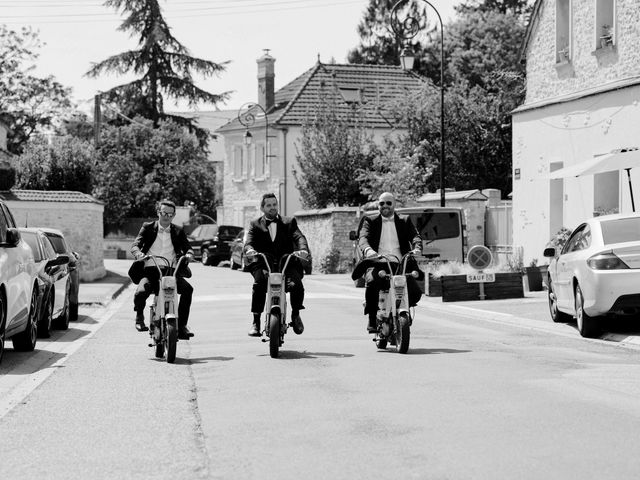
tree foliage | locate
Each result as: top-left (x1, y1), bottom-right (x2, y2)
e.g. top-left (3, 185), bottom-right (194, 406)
top-left (14, 135), bottom-right (94, 193)
top-left (0, 25), bottom-right (73, 155)
top-left (86, 0), bottom-right (230, 147)
top-left (348, 1), bottom-right (529, 198)
top-left (294, 95), bottom-right (375, 209)
top-left (93, 118), bottom-right (217, 225)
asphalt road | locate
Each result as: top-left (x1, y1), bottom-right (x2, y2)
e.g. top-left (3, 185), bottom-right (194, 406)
top-left (1, 263), bottom-right (640, 480)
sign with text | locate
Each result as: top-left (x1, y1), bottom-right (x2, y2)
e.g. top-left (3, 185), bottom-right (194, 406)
top-left (467, 273), bottom-right (495, 283)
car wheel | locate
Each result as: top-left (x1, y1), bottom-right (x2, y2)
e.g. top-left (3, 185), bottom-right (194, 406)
top-left (38, 294), bottom-right (54, 338)
top-left (575, 284), bottom-right (600, 338)
top-left (0, 292), bottom-right (6, 364)
top-left (548, 278), bottom-right (570, 323)
top-left (54, 283), bottom-right (71, 330)
top-left (202, 250), bottom-right (211, 266)
top-left (13, 289), bottom-right (38, 352)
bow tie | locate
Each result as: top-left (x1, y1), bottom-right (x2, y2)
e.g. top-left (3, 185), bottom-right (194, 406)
top-left (265, 218), bottom-right (277, 226)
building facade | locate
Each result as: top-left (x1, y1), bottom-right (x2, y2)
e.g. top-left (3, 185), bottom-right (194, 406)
top-left (513, 0), bottom-right (640, 263)
top-left (216, 52), bottom-right (427, 228)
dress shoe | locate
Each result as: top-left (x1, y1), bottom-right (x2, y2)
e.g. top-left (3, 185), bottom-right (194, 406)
top-left (135, 313), bottom-right (148, 332)
top-left (178, 326), bottom-right (193, 340)
top-left (291, 311), bottom-right (304, 335)
top-left (248, 315), bottom-right (261, 337)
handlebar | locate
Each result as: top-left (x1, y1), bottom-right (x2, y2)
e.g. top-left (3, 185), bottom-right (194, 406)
top-left (252, 251), bottom-right (307, 275)
top-left (143, 254), bottom-right (189, 278)
top-left (374, 252), bottom-right (420, 278)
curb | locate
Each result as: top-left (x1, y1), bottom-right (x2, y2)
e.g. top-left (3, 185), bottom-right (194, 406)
top-left (78, 279), bottom-right (133, 307)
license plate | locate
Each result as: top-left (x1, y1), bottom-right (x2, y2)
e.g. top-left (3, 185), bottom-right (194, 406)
top-left (466, 273), bottom-right (495, 283)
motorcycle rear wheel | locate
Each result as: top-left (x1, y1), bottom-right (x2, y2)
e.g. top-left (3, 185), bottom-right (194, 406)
top-left (269, 313), bottom-right (280, 358)
top-left (396, 313), bottom-right (411, 354)
top-left (166, 323), bottom-right (178, 363)
top-left (375, 337), bottom-right (388, 350)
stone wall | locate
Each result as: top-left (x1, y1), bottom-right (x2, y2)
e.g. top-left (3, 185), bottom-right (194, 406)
top-left (7, 200), bottom-right (106, 281)
top-left (294, 207), bottom-right (360, 273)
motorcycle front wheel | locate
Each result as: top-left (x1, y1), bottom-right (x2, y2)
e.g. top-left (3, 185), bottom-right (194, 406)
top-left (166, 322), bottom-right (178, 363)
top-left (395, 312), bottom-right (411, 354)
top-left (269, 313), bottom-right (280, 358)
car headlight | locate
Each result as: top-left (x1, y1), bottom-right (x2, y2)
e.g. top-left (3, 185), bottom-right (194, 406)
top-left (587, 251), bottom-right (629, 270)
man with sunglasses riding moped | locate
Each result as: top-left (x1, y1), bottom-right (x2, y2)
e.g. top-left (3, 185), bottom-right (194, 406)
top-left (357, 192), bottom-right (423, 333)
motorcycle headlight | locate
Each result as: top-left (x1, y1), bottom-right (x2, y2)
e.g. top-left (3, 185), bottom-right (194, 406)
top-left (393, 276), bottom-right (407, 288)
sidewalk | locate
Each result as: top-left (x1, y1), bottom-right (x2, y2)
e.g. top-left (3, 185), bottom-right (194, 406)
top-left (78, 259), bottom-right (132, 306)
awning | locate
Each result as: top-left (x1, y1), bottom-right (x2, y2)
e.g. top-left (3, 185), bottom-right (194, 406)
top-left (547, 148), bottom-right (640, 211)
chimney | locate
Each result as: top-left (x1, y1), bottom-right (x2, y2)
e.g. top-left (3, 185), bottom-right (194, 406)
top-left (257, 49), bottom-right (275, 110)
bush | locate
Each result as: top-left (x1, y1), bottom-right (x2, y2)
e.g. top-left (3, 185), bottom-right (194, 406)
top-left (319, 246), bottom-right (350, 274)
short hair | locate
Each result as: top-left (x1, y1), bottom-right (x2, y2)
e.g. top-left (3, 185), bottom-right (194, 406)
top-left (260, 193), bottom-right (277, 208)
top-left (158, 199), bottom-right (176, 211)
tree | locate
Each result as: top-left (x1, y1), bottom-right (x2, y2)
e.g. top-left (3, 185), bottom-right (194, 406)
top-left (14, 135), bottom-right (94, 193)
top-left (0, 25), bottom-right (73, 155)
top-left (348, 0), bottom-right (430, 71)
top-left (86, 0), bottom-right (230, 147)
top-left (93, 117), bottom-right (217, 226)
top-left (294, 95), bottom-right (375, 209)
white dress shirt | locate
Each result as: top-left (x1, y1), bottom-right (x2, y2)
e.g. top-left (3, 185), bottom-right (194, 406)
top-left (146, 223), bottom-right (176, 266)
top-left (378, 216), bottom-right (402, 261)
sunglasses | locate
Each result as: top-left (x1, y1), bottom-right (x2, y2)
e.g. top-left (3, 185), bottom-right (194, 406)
top-left (158, 211), bottom-right (175, 217)
top-left (379, 201), bottom-right (393, 206)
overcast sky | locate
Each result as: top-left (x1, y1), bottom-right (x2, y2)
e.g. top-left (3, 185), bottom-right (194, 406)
top-left (2, 0), bottom-right (460, 113)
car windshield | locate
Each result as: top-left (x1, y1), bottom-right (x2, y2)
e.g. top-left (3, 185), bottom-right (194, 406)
top-left (415, 212), bottom-right (460, 240)
top-left (218, 226), bottom-right (242, 238)
top-left (600, 217), bottom-right (640, 245)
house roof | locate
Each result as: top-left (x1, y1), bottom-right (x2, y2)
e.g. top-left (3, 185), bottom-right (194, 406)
top-left (417, 189), bottom-right (489, 202)
top-left (0, 189), bottom-right (103, 204)
top-left (217, 61), bottom-right (427, 133)
top-left (170, 110), bottom-right (237, 134)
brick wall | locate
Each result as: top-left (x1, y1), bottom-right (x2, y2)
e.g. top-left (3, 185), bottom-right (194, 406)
top-left (524, 0), bottom-right (640, 104)
top-left (294, 207), bottom-right (360, 273)
top-left (7, 201), bottom-right (106, 281)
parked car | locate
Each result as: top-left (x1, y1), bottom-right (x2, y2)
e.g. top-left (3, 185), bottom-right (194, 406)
top-left (19, 228), bottom-right (72, 337)
top-left (187, 223), bottom-right (218, 260)
top-left (229, 229), bottom-right (245, 270)
top-left (38, 228), bottom-right (80, 323)
top-left (544, 212), bottom-right (640, 338)
top-left (228, 228), bottom-right (313, 274)
top-left (0, 200), bottom-right (39, 363)
top-left (200, 225), bottom-right (243, 266)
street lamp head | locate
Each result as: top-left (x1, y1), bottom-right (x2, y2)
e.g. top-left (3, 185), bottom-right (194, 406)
top-left (400, 46), bottom-right (415, 71)
top-left (244, 129), bottom-right (253, 146)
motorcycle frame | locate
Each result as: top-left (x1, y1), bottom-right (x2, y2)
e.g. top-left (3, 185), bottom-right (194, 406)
top-left (375, 254), bottom-right (413, 338)
top-left (147, 255), bottom-right (186, 346)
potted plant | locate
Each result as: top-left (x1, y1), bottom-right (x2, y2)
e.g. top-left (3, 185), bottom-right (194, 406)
top-left (600, 24), bottom-right (613, 48)
top-left (524, 258), bottom-right (544, 292)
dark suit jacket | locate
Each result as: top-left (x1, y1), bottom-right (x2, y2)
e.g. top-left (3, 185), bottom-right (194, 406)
top-left (352, 213), bottom-right (423, 281)
top-left (128, 221), bottom-right (194, 284)
top-left (243, 215), bottom-right (309, 273)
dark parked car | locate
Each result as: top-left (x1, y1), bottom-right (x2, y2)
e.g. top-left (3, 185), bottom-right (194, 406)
top-left (19, 228), bottom-right (72, 337)
top-left (199, 225), bottom-right (243, 266)
top-left (187, 224), bottom-right (218, 260)
top-left (228, 228), bottom-right (312, 274)
top-left (38, 228), bottom-right (80, 322)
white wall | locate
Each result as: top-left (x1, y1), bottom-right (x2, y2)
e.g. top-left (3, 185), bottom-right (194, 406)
top-left (513, 83), bottom-right (640, 264)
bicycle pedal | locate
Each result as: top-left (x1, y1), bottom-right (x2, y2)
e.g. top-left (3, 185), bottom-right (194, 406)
top-left (261, 338), bottom-right (268, 343)
top-left (148, 343), bottom-right (154, 347)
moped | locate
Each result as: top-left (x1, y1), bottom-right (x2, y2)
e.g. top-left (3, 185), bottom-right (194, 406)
top-left (254, 251), bottom-right (307, 358)
top-left (145, 254), bottom-right (189, 364)
top-left (370, 252), bottom-right (420, 354)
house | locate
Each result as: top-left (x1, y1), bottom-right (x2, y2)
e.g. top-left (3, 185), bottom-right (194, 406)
top-left (215, 52), bottom-right (426, 227)
top-left (512, 0), bottom-right (640, 264)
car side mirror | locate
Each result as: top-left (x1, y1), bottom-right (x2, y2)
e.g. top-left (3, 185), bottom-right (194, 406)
top-left (47, 254), bottom-right (70, 268)
top-left (543, 247), bottom-right (556, 258)
top-left (2, 228), bottom-right (21, 247)
top-left (349, 230), bottom-right (357, 241)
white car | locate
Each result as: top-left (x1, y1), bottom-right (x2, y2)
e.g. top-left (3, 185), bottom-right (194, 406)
top-left (544, 212), bottom-right (640, 338)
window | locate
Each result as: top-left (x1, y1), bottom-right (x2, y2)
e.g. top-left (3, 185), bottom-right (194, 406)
top-left (21, 232), bottom-right (42, 262)
top-left (414, 212), bottom-right (461, 240)
top-left (255, 144), bottom-right (266, 178)
top-left (595, 0), bottom-right (615, 49)
top-left (45, 234), bottom-right (67, 254)
top-left (601, 217), bottom-right (640, 245)
top-left (338, 87), bottom-right (363, 104)
top-left (563, 224), bottom-right (590, 253)
top-left (0, 208), bottom-right (7, 243)
top-left (556, 0), bottom-right (571, 63)
top-left (41, 235), bottom-right (57, 260)
top-left (233, 145), bottom-right (244, 180)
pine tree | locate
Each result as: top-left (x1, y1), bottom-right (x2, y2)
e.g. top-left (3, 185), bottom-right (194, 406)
top-left (86, 0), bottom-right (230, 146)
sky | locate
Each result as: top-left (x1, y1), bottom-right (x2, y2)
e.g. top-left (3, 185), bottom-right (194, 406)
top-left (2, 0), bottom-right (461, 115)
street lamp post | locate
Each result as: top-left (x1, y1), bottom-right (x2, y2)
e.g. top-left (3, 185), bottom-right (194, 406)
top-left (391, 0), bottom-right (445, 207)
top-left (237, 102), bottom-right (270, 149)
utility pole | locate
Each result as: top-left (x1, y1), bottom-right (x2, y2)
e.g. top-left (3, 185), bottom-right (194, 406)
top-left (94, 93), bottom-right (102, 148)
